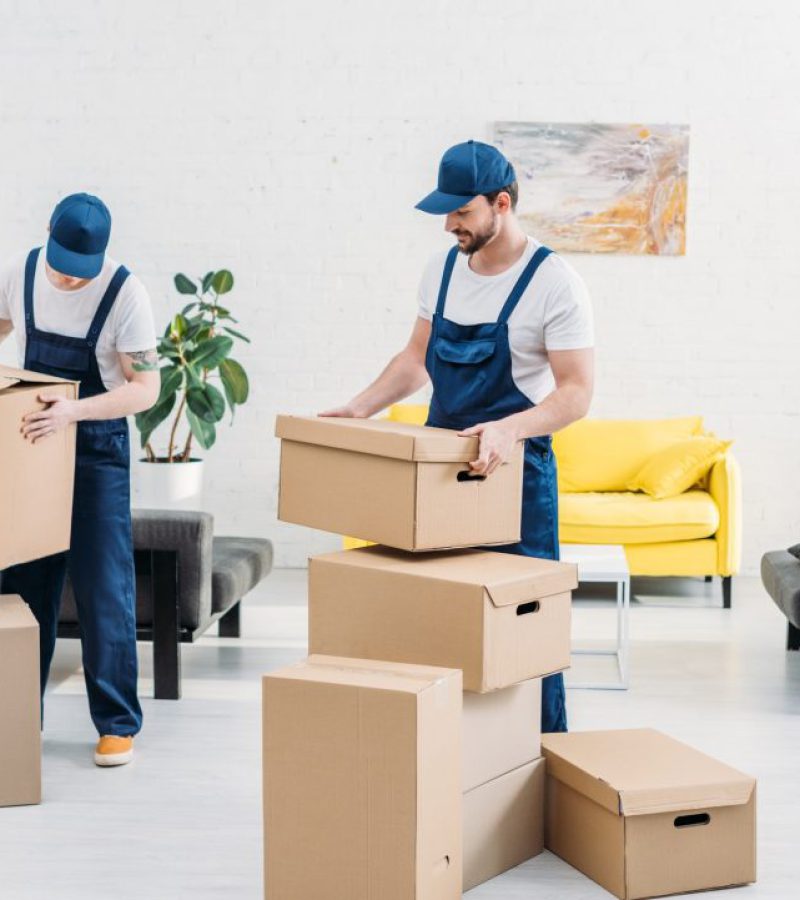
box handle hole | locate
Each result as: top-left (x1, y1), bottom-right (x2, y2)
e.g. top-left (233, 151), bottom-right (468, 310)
top-left (674, 813), bottom-right (710, 828)
top-left (457, 470), bottom-right (486, 483)
top-left (517, 600), bottom-right (541, 616)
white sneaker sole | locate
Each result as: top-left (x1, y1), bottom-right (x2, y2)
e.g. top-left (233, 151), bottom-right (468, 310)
top-left (94, 749), bottom-right (133, 767)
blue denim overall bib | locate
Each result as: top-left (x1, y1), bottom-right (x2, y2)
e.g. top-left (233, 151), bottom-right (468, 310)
top-left (425, 244), bottom-right (566, 732)
top-left (1, 247), bottom-right (142, 736)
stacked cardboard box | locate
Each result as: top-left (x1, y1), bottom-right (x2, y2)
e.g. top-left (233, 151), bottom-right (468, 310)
top-left (1, 365), bottom-right (77, 809)
top-left (273, 415), bottom-right (578, 894)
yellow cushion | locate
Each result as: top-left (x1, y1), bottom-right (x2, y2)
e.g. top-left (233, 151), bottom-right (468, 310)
top-left (559, 490), bottom-right (720, 544)
top-left (553, 417), bottom-right (704, 493)
top-left (386, 403), bottom-right (429, 425)
top-left (627, 437), bottom-right (731, 499)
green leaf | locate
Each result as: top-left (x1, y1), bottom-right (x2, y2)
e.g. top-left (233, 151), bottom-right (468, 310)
top-left (174, 273), bottom-right (197, 295)
top-left (181, 302), bottom-right (199, 315)
top-left (134, 391), bottom-right (176, 447)
top-left (223, 325), bottom-right (250, 343)
top-left (187, 335), bottom-right (233, 370)
top-left (219, 358), bottom-right (249, 407)
top-left (211, 270), bottom-right (234, 294)
top-left (201, 271), bottom-right (215, 293)
top-left (186, 383), bottom-right (225, 423)
top-left (187, 409), bottom-right (216, 450)
top-left (170, 313), bottom-right (188, 339)
top-left (158, 365), bottom-right (183, 401)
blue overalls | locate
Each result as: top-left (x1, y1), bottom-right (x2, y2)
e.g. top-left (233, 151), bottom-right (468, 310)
top-left (0, 247), bottom-right (142, 737)
top-left (425, 244), bottom-right (567, 732)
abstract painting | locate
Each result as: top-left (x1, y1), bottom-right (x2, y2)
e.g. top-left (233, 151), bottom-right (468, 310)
top-left (494, 122), bottom-right (689, 255)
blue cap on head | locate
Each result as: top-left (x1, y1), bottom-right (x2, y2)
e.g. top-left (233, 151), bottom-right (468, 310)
top-left (46, 193), bottom-right (111, 279)
top-left (415, 140), bottom-right (516, 215)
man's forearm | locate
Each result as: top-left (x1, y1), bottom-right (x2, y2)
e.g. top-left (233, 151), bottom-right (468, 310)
top-left (348, 352), bottom-right (429, 418)
top-left (74, 380), bottom-right (157, 422)
top-left (506, 383), bottom-right (591, 441)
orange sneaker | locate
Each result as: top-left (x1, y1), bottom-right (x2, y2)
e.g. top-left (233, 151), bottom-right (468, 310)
top-left (94, 735), bottom-right (134, 767)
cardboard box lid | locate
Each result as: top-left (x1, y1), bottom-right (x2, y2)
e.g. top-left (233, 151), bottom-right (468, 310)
top-left (264, 653), bottom-right (462, 694)
top-left (0, 364), bottom-right (78, 392)
top-left (0, 595), bottom-right (38, 632)
top-left (275, 414), bottom-right (484, 462)
top-left (542, 729), bottom-right (756, 817)
top-left (313, 546), bottom-right (578, 607)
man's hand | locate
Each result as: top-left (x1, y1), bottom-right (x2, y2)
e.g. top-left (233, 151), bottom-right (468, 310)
top-left (318, 402), bottom-right (368, 418)
top-left (458, 417), bottom-right (522, 476)
top-left (21, 392), bottom-right (81, 443)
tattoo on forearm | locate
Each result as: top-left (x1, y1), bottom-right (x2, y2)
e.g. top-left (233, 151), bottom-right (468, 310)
top-left (128, 348), bottom-right (159, 371)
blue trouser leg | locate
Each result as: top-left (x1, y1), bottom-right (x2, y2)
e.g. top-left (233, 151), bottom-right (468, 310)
top-left (0, 551), bottom-right (69, 717)
top-left (495, 438), bottom-right (568, 733)
top-left (69, 422), bottom-right (142, 737)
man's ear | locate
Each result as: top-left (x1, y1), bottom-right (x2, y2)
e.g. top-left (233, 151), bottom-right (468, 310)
top-left (496, 191), bottom-right (513, 215)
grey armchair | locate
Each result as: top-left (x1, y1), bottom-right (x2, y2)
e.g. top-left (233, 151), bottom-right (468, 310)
top-left (761, 550), bottom-right (800, 651)
top-left (58, 509), bottom-right (273, 699)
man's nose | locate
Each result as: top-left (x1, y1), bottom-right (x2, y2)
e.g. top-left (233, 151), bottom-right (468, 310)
top-left (445, 214), bottom-right (457, 232)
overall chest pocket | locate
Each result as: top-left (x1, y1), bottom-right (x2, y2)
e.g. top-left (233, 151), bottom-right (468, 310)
top-left (434, 338), bottom-right (497, 366)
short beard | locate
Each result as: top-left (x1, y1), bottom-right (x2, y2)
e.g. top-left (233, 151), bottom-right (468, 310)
top-left (455, 211), bottom-right (499, 255)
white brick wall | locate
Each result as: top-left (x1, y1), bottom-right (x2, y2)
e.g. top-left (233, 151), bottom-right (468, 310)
top-left (1, 0), bottom-right (798, 572)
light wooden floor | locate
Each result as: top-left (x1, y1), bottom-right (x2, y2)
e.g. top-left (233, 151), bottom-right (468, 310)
top-left (0, 571), bottom-right (797, 899)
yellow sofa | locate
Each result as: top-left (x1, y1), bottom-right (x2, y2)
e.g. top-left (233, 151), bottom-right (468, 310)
top-left (345, 407), bottom-right (741, 608)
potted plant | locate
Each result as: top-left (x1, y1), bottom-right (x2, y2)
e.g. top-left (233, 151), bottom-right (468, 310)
top-left (132, 269), bottom-right (250, 508)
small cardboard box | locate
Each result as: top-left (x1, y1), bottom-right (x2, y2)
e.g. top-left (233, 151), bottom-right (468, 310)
top-left (0, 594), bottom-right (41, 807)
top-left (0, 365), bottom-right (78, 569)
top-left (542, 729), bottom-right (757, 900)
top-left (309, 546), bottom-right (577, 691)
top-left (263, 655), bottom-right (463, 900)
top-left (463, 678), bottom-right (541, 792)
top-left (275, 414), bottom-right (524, 551)
top-left (463, 757), bottom-right (546, 891)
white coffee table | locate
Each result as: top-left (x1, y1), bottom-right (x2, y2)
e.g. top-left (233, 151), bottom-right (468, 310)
top-left (560, 544), bottom-right (630, 690)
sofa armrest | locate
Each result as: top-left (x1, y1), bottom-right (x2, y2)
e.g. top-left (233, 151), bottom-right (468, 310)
top-left (132, 509), bottom-right (214, 632)
top-left (708, 452), bottom-right (742, 577)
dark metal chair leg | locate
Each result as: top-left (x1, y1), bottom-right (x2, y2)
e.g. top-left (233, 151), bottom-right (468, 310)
top-left (722, 576), bottom-right (732, 609)
top-left (218, 601), bottom-right (241, 638)
top-left (152, 549), bottom-right (181, 700)
top-left (788, 621), bottom-right (800, 651)
top-left (704, 576), bottom-right (713, 583)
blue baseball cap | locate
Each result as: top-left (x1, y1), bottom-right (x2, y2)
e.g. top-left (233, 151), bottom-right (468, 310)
top-left (46, 193), bottom-right (112, 279)
top-left (415, 140), bottom-right (516, 215)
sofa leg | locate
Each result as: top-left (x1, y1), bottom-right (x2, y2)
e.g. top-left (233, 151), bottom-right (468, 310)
top-left (152, 549), bottom-right (181, 700)
top-left (704, 576), bottom-right (713, 583)
top-left (219, 601), bottom-right (241, 638)
top-left (722, 576), bottom-right (732, 609)
top-left (788, 621), bottom-right (800, 652)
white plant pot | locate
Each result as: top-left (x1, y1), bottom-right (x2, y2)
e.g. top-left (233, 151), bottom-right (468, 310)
top-left (132, 458), bottom-right (205, 511)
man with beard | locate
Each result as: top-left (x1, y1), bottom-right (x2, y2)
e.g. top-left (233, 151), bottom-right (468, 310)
top-left (323, 140), bottom-right (594, 732)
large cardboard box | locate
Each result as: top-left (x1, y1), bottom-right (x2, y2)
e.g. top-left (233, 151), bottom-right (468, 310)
top-left (263, 655), bottom-right (463, 900)
top-left (0, 365), bottom-right (78, 569)
top-left (542, 729), bottom-right (757, 900)
top-left (463, 757), bottom-right (546, 891)
top-left (463, 678), bottom-right (540, 792)
top-left (0, 594), bottom-right (41, 807)
top-left (309, 546), bottom-right (577, 691)
top-left (275, 414), bottom-right (524, 551)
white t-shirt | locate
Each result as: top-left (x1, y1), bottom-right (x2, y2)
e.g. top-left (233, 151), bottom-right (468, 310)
top-left (418, 237), bottom-right (594, 404)
top-left (0, 250), bottom-right (157, 390)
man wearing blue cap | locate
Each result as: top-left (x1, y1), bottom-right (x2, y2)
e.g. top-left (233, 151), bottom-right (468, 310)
top-left (0, 193), bottom-right (159, 765)
top-left (323, 141), bottom-right (594, 732)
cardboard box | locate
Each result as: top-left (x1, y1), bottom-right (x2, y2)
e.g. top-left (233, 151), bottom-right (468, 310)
top-left (463, 678), bottom-right (541, 792)
top-left (0, 594), bottom-right (41, 807)
top-left (309, 546), bottom-right (577, 691)
top-left (463, 757), bottom-right (546, 891)
top-left (542, 729), bottom-right (757, 900)
top-left (262, 655), bottom-right (463, 900)
top-left (0, 365), bottom-right (78, 569)
top-left (275, 414), bottom-right (524, 550)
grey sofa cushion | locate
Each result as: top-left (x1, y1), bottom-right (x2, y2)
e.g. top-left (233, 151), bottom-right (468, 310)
top-left (211, 536), bottom-right (274, 613)
top-left (761, 551), bottom-right (800, 627)
top-left (61, 509), bottom-right (214, 632)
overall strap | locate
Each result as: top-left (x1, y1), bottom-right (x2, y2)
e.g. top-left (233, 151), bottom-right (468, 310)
top-left (23, 247), bottom-right (41, 336)
top-left (85, 266), bottom-right (130, 347)
top-left (434, 246), bottom-right (459, 317)
top-left (498, 246), bottom-right (553, 324)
